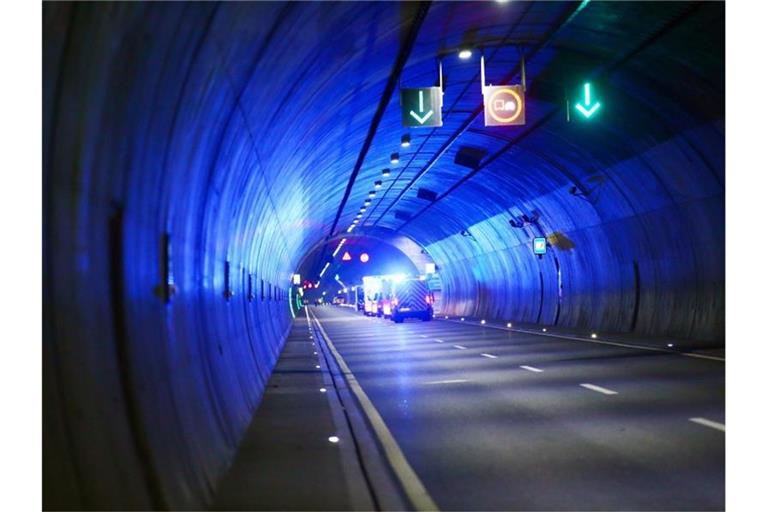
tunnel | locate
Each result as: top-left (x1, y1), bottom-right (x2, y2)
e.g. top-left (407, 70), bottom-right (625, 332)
top-left (43, 1), bottom-right (725, 510)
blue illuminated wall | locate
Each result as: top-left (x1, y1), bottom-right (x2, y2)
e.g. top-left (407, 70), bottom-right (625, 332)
top-left (44, 1), bottom-right (724, 509)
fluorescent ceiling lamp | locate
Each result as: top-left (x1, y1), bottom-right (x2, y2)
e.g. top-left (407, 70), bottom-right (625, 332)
top-left (331, 238), bottom-right (347, 257)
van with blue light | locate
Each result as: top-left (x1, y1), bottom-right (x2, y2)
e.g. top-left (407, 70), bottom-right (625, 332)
top-left (390, 276), bottom-right (434, 323)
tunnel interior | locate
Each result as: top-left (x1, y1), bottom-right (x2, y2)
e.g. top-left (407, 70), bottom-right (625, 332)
top-left (43, 1), bottom-right (724, 509)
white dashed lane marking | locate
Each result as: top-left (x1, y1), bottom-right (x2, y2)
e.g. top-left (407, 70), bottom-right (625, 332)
top-left (689, 417), bottom-right (725, 432)
top-left (480, 353), bottom-right (498, 359)
top-left (453, 345), bottom-right (467, 350)
top-left (520, 365), bottom-right (543, 373)
top-left (580, 383), bottom-right (618, 395)
top-left (434, 339), bottom-right (444, 343)
top-left (423, 379), bottom-right (469, 385)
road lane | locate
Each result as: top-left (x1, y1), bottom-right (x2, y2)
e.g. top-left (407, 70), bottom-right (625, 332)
top-left (310, 306), bottom-right (724, 510)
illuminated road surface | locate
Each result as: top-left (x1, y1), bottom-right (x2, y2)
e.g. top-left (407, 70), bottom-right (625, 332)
top-left (310, 306), bottom-right (724, 511)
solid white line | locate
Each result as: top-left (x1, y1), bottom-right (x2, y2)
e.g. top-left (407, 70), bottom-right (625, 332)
top-left (580, 383), bottom-right (618, 395)
top-left (689, 417), bottom-right (725, 432)
top-left (309, 310), bottom-right (439, 511)
top-left (480, 353), bottom-right (498, 359)
top-left (453, 345), bottom-right (467, 350)
top-left (434, 339), bottom-right (444, 343)
top-left (681, 352), bottom-right (726, 362)
top-left (440, 319), bottom-right (725, 363)
top-left (520, 365), bottom-right (543, 373)
top-left (423, 379), bottom-right (469, 385)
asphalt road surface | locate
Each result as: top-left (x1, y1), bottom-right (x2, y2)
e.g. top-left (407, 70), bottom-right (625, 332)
top-left (310, 306), bottom-right (725, 511)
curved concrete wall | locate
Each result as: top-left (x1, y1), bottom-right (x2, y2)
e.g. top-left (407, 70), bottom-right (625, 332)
top-left (43, 1), bottom-right (724, 509)
top-left (425, 121), bottom-right (724, 342)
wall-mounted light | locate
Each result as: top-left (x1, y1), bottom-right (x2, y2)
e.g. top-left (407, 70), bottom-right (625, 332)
top-left (382, 168), bottom-right (391, 177)
top-left (458, 49), bottom-right (473, 60)
top-left (390, 153), bottom-right (399, 164)
top-left (364, 198), bottom-right (372, 205)
top-left (368, 190), bottom-right (376, 198)
top-left (401, 134), bottom-right (411, 148)
top-left (360, 207), bottom-right (367, 212)
top-left (356, 213), bottom-right (362, 218)
top-left (374, 180), bottom-right (382, 189)
top-left (352, 219), bottom-right (358, 224)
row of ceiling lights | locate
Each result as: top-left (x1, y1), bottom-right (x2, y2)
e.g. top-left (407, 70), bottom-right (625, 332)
top-left (346, 132), bottom-right (412, 233)
top-left (344, 0), bottom-right (510, 235)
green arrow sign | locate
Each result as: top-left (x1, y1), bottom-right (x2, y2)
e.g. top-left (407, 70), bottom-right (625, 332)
top-left (401, 87), bottom-right (442, 128)
top-left (574, 82), bottom-right (601, 119)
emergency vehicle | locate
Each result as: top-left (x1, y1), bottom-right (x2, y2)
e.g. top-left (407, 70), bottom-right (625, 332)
top-left (389, 277), bottom-right (434, 323)
top-left (361, 275), bottom-right (394, 317)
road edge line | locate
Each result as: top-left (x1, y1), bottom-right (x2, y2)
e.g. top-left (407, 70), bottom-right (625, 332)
top-left (440, 318), bottom-right (725, 362)
top-left (310, 308), bottom-right (440, 512)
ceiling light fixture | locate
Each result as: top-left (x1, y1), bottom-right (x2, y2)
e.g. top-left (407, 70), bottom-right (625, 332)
top-left (390, 153), bottom-right (399, 164)
top-left (374, 180), bottom-right (382, 189)
top-left (401, 134), bottom-right (411, 147)
top-left (368, 190), bottom-right (376, 197)
top-left (458, 49), bottom-right (473, 59)
top-left (382, 168), bottom-right (391, 177)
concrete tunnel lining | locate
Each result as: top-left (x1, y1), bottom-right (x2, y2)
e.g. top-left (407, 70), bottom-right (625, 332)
top-left (43, 1), bottom-right (724, 509)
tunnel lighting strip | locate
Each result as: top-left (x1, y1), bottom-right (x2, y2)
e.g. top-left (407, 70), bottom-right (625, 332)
top-left (308, 309), bottom-right (438, 511)
top-left (319, 262), bottom-right (331, 278)
top-left (331, 238), bottom-right (347, 257)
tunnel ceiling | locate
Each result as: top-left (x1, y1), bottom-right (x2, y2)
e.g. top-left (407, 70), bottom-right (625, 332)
top-left (276, 0), bottom-right (724, 279)
top-left (47, 1), bottom-right (723, 282)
